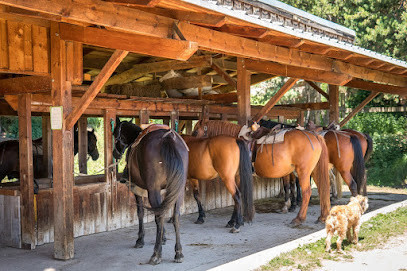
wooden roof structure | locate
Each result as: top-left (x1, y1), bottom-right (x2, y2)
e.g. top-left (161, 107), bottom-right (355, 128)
top-left (0, 0), bottom-right (406, 260)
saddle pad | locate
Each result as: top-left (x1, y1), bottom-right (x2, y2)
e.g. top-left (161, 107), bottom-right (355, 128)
top-left (131, 124), bottom-right (170, 149)
top-left (257, 129), bottom-right (289, 145)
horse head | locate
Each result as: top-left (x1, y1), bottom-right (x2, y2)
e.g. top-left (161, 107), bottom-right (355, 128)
top-left (192, 120), bottom-right (208, 137)
top-left (87, 128), bottom-right (99, 161)
top-left (113, 117), bottom-right (142, 160)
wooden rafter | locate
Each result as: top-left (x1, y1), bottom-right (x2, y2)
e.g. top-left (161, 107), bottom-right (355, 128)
top-left (0, 75), bottom-right (51, 94)
top-left (59, 23), bottom-right (197, 61)
top-left (339, 91), bottom-right (380, 127)
top-left (245, 59), bottom-right (352, 86)
top-left (210, 61), bottom-right (237, 89)
top-left (305, 81), bottom-right (329, 100)
top-left (104, 0), bottom-right (162, 7)
top-left (345, 79), bottom-right (407, 96)
top-left (65, 50), bottom-right (128, 130)
top-left (253, 78), bottom-right (299, 122)
top-left (217, 73), bottom-right (275, 93)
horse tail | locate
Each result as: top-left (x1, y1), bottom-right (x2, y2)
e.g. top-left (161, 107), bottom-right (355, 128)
top-left (153, 134), bottom-right (187, 219)
top-left (313, 135), bottom-right (331, 221)
top-left (236, 139), bottom-right (254, 222)
top-left (364, 133), bottom-right (373, 163)
top-left (350, 135), bottom-right (366, 195)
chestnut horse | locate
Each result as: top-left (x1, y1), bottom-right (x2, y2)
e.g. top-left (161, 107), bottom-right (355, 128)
top-left (113, 119), bottom-right (188, 265)
top-left (193, 120), bottom-right (331, 226)
top-left (182, 135), bottom-right (254, 233)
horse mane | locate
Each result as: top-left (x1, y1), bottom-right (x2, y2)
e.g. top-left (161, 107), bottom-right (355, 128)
top-left (195, 120), bottom-right (242, 137)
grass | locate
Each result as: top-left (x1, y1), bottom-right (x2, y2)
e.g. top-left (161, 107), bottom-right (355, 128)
top-left (261, 206), bottom-right (407, 271)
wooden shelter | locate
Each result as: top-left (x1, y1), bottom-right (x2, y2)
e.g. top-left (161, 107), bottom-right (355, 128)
top-left (0, 0), bottom-right (406, 260)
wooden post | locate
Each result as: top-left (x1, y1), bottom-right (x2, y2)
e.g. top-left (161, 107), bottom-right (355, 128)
top-left (51, 22), bottom-right (74, 260)
top-left (298, 111), bottom-right (305, 126)
top-left (170, 111), bottom-right (179, 132)
top-left (18, 94), bottom-right (35, 249)
top-left (78, 117), bottom-right (88, 174)
top-left (139, 110), bottom-right (149, 124)
top-left (237, 58), bottom-right (251, 126)
top-left (185, 120), bottom-right (193, 135)
top-left (104, 109), bottom-right (116, 230)
top-left (328, 84), bottom-right (342, 198)
top-left (163, 118), bottom-right (170, 126)
top-left (42, 114), bottom-right (52, 179)
top-left (221, 113), bottom-right (228, 121)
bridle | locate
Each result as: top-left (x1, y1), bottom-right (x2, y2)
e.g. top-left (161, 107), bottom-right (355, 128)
top-left (113, 122), bottom-right (128, 158)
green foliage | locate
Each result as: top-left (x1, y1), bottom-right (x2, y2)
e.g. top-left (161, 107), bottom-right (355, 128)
top-left (0, 116), bottom-right (42, 139)
top-left (344, 113), bottom-right (407, 136)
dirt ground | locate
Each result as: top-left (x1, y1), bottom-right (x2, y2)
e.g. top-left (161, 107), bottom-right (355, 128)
top-left (1, 186), bottom-right (406, 271)
top-left (316, 232), bottom-right (407, 271)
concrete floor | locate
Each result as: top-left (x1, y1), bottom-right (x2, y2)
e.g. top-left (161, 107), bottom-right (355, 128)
top-left (1, 190), bottom-right (406, 271)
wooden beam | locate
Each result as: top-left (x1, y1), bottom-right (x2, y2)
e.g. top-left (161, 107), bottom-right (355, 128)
top-left (345, 79), bottom-right (407, 96)
top-left (237, 58), bottom-right (251, 125)
top-left (244, 59), bottom-right (352, 86)
top-left (104, 55), bottom-right (210, 87)
top-left (65, 50), bottom-right (128, 130)
top-left (328, 85), bottom-right (339, 124)
top-left (18, 93), bottom-right (35, 250)
top-left (210, 61), bottom-right (237, 89)
top-left (281, 102), bottom-right (330, 110)
top-left (59, 23), bottom-right (197, 61)
top-left (0, 76), bottom-right (51, 95)
top-left (50, 22), bottom-right (76, 260)
top-left (305, 81), bottom-right (329, 100)
top-left (78, 117), bottom-right (88, 174)
top-left (339, 91), bottom-right (380, 127)
top-left (104, 109), bottom-right (116, 231)
top-left (218, 24), bottom-right (269, 38)
top-left (104, 0), bottom-right (162, 7)
top-left (139, 110), bottom-right (150, 124)
top-left (253, 78), bottom-right (298, 122)
top-left (202, 92), bottom-right (237, 104)
top-left (161, 75), bottom-right (211, 90)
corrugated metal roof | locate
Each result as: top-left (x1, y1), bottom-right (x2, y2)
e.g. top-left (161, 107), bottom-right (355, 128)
top-left (182, 0), bottom-right (407, 70)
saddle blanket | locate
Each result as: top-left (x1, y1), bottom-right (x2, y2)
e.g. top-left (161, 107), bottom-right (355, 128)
top-left (257, 129), bottom-right (290, 145)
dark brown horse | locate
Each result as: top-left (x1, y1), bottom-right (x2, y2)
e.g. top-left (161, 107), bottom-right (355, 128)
top-left (113, 119), bottom-right (188, 265)
top-left (193, 120), bottom-right (331, 226)
top-left (182, 135), bottom-right (254, 233)
top-left (0, 128), bottom-right (99, 183)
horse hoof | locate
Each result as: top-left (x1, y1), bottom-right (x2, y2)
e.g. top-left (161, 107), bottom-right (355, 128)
top-left (148, 256), bottom-right (162, 265)
top-left (134, 240), bottom-right (144, 248)
top-left (167, 217), bottom-right (174, 223)
top-left (288, 206), bottom-right (296, 212)
top-left (174, 252), bottom-right (184, 263)
top-left (229, 227), bottom-right (240, 233)
top-left (194, 218), bottom-right (204, 224)
top-left (225, 222), bottom-right (234, 228)
top-left (289, 219), bottom-right (302, 228)
top-left (315, 216), bottom-right (326, 224)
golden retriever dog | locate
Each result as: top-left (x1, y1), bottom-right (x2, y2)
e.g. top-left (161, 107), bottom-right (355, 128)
top-left (325, 195), bottom-right (368, 252)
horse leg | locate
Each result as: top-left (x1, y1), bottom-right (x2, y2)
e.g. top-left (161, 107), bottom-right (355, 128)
top-left (282, 175), bottom-right (291, 213)
top-left (191, 179), bottom-right (205, 224)
top-left (296, 176), bottom-right (302, 206)
top-left (290, 172), bottom-right (311, 227)
top-left (172, 197), bottom-right (184, 263)
top-left (339, 170), bottom-right (358, 196)
top-left (224, 177), bottom-right (243, 233)
top-left (134, 194), bottom-right (145, 248)
top-left (148, 191), bottom-right (164, 265)
top-left (288, 174), bottom-right (297, 212)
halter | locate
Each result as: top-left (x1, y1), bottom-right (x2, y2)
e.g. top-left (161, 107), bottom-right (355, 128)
top-left (113, 122), bottom-right (128, 158)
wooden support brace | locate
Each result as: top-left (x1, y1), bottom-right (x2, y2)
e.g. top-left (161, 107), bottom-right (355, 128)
top-left (305, 81), bottom-right (329, 100)
top-left (185, 120), bottom-right (193, 135)
top-left (339, 91), bottom-right (380, 127)
top-left (328, 85), bottom-right (339, 124)
top-left (78, 116), bottom-right (88, 174)
top-left (18, 93), bottom-right (35, 250)
top-left (253, 78), bottom-right (299, 123)
top-left (65, 50), bottom-right (128, 130)
top-left (210, 61), bottom-right (237, 89)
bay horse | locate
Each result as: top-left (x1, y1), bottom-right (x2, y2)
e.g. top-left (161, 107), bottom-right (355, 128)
top-left (113, 118), bottom-right (188, 265)
top-left (193, 120), bottom-right (331, 226)
top-left (0, 128), bottom-right (99, 183)
top-left (182, 135), bottom-right (254, 233)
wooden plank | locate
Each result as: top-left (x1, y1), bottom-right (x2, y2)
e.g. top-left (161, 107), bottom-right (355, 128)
top-left (0, 75), bottom-right (51, 95)
top-left (65, 49), bottom-right (128, 130)
top-left (244, 59), bottom-right (352, 86)
top-left (42, 114), bottom-right (52, 178)
top-left (0, 19), bottom-right (8, 69)
top-left (237, 58), bottom-right (250, 126)
top-left (78, 116), bottom-right (88, 174)
top-left (18, 93), bottom-right (35, 249)
top-left (59, 23), bottom-right (197, 61)
top-left (328, 85), bottom-right (339, 124)
top-left (101, 0), bottom-right (163, 8)
top-left (23, 23), bottom-right (32, 71)
top-left (305, 81), bottom-right (329, 100)
top-left (339, 91), bottom-right (380, 127)
top-left (345, 79), bottom-right (407, 96)
top-left (50, 22), bottom-right (74, 260)
top-left (32, 24), bottom-right (49, 73)
top-left (253, 78), bottom-right (298, 122)
top-left (210, 61), bottom-right (237, 89)
top-left (8, 20), bottom-right (24, 71)
top-left (72, 42), bottom-right (83, 85)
